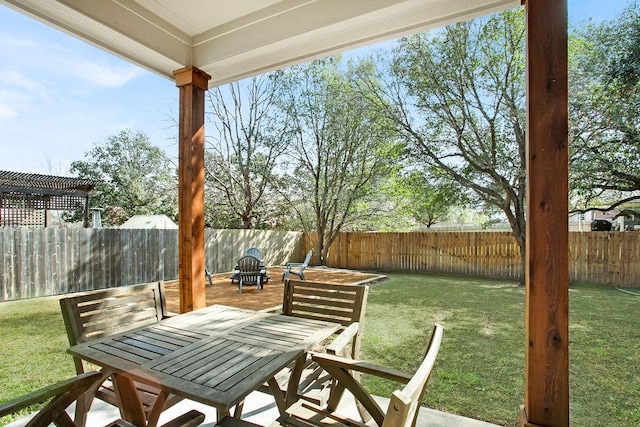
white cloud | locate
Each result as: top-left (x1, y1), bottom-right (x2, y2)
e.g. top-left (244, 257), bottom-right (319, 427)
top-left (2, 69), bottom-right (50, 100)
top-left (65, 59), bottom-right (146, 88)
top-left (0, 34), bottom-right (36, 48)
top-left (0, 102), bottom-right (17, 119)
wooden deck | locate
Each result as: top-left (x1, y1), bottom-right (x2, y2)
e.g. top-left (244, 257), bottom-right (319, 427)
top-left (163, 267), bottom-right (385, 313)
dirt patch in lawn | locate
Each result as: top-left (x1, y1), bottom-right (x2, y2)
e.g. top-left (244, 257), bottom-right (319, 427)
top-left (163, 266), bottom-right (385, 313)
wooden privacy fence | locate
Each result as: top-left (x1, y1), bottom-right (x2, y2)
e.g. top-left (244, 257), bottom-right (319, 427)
top-left (2, 229), bottom-right (639, 301)
top-left (0, 228), bottom-right (304, 301)
top-left (305, 231), bottom-right (640, 287)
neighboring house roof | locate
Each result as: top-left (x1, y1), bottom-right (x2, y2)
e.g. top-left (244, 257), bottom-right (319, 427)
top-left (120, 215), bottom-right (178, 229)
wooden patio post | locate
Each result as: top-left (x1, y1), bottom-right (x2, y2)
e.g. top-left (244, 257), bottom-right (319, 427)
top-left (173, 66), bottom-right (211, 313)
top-left (522, 0), bottom-right (569, 426)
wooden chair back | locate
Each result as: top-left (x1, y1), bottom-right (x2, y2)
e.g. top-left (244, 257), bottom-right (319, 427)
top-left (283, 279), bottom-right (368, 326)
top-left (0, 370), bottom-right (205, 427)
top-left (283, 279), bottom-right (369, 357)
top-left (60, 282), bottom-right (169, 367)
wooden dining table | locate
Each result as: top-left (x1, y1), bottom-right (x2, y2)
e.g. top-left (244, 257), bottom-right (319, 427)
top-left (68, 304), bottom-right (340, 427)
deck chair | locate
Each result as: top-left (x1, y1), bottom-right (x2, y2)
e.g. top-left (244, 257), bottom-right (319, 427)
top-left (278, 323), bottom-right (444, 427)
top-left (236, 255), bottom-right (265, 293)
top-left (231, 248), bottom-right (265, 284)
top-left (257, 280), bottom-right (369, 412)
top-left (205, 268), bottom-right (213, 287)
top-left (59, 282), bottom-right (184, 426)
top-left (283, 249), bottom-right (313, 280)
top-left (245, 247), bottom-right (262, 260)
top-left (0, 371), bottom-right (205, 427)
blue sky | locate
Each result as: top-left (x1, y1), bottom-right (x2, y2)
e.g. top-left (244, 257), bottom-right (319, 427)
top-left (0, 0), bottom-right (632, 175)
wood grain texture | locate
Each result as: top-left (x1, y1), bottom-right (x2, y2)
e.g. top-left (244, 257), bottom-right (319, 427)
top-left (524, 0), bottom-right (569, 425)
top-left (174, 67), bottom-right (211, 313)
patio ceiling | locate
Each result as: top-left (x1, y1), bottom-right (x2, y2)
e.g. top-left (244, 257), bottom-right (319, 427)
top-left (1, 0), bottom-right (519, 87)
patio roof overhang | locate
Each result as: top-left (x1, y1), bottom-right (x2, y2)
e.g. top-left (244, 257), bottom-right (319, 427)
top-left (1, 1), bottom-right (569, 426)
top-left (1, 0), bottom-right (519, 88)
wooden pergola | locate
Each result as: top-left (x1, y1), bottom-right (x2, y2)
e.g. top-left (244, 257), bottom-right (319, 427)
top-left (1, 0), bottom-right (569, 425)
top-left (0, 170), bottom-right (100, 228)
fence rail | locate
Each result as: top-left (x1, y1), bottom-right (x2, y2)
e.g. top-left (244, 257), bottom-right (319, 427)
top-left (2, 229), bottom-right (638, 301)
top-left (305, 231), bottom-right (640, 288)
top-left (0, 228), bottom-right (304, 301)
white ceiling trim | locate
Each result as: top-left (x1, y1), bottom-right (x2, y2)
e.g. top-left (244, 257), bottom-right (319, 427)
top-left (1, 0), bottom-right (520, 87)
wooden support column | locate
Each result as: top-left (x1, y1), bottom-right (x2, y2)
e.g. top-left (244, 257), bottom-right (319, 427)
top-left (521, 1), bottom-right (569, 426)
top-left (173, 66), bottom-right (211, 313)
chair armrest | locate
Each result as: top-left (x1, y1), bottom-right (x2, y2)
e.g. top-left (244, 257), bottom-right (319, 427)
top-left (285, 262), bottom-right (304, 267)
top-left (311, 352), bottom-right (413, 384)
top-left (326, 323), bottom-right (359, 355)
top-left (0, 371), bottom-right (102, 417)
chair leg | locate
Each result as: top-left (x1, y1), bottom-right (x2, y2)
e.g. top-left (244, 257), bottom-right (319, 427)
top-left (205, 269), bottom-right (213, 287)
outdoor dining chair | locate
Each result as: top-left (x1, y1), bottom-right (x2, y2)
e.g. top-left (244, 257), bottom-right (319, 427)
top-left (59, 282), bottom-right (184, 425)
top-left (218, 324), bottom-right (444, 427)
top-left (278, 323), bottom-right (444, 427)
top-left (255, 279), bottom-right (370, 410)
top-left (0, 371), bottom-right (205, 427)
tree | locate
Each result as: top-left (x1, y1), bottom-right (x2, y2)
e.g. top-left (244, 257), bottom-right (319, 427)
top-left (569, 2), bottom-right (640, 217)
top-left (280, 58), bottom-right (399, 265)
top-left (357, 9), bottom-right (528, 266)
top-left (70, 130), bottom-right (177, 225)
top-left (205, 74), bottom-right (290, 229)
top-left (385, 167), bottom-right (468, 229)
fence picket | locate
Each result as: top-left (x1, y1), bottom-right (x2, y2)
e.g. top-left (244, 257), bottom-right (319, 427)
top-left (311, 231), bottom-right (638, 287)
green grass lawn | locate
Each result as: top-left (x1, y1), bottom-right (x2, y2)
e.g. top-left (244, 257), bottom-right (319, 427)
top-left (0, 296), bottom-right (76, 425)
top-left (1, 273), bottom-right (639, 426)
top-left (360, 273), bottom-right (640, 426)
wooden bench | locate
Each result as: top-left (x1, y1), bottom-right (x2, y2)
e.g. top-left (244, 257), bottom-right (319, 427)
top-left (59, 282), bottom-right (183, 426)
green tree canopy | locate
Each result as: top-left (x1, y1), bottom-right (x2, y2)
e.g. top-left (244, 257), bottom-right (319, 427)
top-left (569, 2), bottom-right (640, 216)
top-left (358, 8), bottom-right (527, 264)
top-left (280, 57), bottom-right (400, 264)
top-left (70, 129), bottom-right (177, 226)
top-left (384, 167), bottom-right (468, 229)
